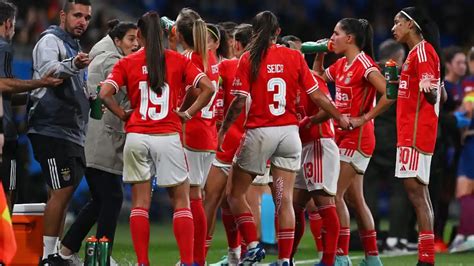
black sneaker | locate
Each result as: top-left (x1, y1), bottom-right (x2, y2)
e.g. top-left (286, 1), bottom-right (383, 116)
top-left (39, 254), bottom-right (71, 266)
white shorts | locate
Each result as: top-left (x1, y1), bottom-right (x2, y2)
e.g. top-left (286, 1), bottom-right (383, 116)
top-left (123, 133), bottom-right (188, 187)
top-left (252, 167), bottom-right (272, 185)
top-left (395, 146), bottom-right (432, 185)
top-left (295, 139), bottom-right (340, 195)
top-left (339, 148), bottom-right (371, 174)
top-left (234, 125), bottom-right (301, 175)
top-left (212, 159), bottom-right (231, 176)
top-left (185, 148), bottom-right (215, 186)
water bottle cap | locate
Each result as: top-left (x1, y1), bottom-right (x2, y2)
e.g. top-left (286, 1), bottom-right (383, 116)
top-left (385, 59), bottom-right (398, 67)
top-left (87, 236), bottom-right (98, 242)
top-left (99, 236), bottom-right (109, 242)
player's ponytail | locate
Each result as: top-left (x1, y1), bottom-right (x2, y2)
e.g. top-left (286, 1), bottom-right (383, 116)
top-left (138, 11), bottom-right (166, 94)
top-left (193, 18), bottom-right (208, 70)
top-left (399, 6), bottom-right (444, 78)
top-left (339, 18), bottom-right (374, 58)
top-left (177, 8), bottom-right (208, 70)
top-left (248, 11), bottom-right (279, 82)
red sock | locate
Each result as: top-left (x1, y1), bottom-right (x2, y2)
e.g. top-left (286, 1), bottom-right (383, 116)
top-left (337, 227), bottom-right (350, 256)
top-left (130, 208), bottom-right (150, 265)
top-left (191, 199), bottom-right (207, 265)
top-left (319, 205), bottom-right (340, 265)
top-left (309, 210), bottom-right (323, 252)
top-left (222, 208), bottom-right (241, 249)
top-left (173, 208), bottom-right (194, 264)
top-left (277, 228), bottom-right (294, 260)
top-left (359, 230), bottom-right (378, 256)
top-left (418, 231), bottom-right (435, 264)
top-left (235, 213), bottom-right (258, 245)
top-left (205, 234), bottom-right (213, 257)
top-left (292, 206), bottom-right (306, 257)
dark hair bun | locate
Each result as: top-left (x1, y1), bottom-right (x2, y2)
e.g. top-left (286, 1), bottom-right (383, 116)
top-left (107, 19), bottom-right (120, 30)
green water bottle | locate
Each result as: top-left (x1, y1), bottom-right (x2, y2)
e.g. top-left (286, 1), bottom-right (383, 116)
top-left (90, 85), bottom-right (104, 120)
top-left (84, 236), bottom-right (98, 266)
top-left (97, 236), bottom-right (110, 266)
top-left (301, 39), bottom-right (334, 54)
top-left (384, 59), bottom-right (399, 99)
top-left (160, 16), bottom-right (175, 32)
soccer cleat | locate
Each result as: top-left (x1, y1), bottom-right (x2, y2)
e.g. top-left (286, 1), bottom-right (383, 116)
top-left (334, 255), bottom-right (353, 266)
top-left (382, 238), bottom-right (417, 255)
top-left (66, 253), bottom-right (83, 266)
top-left (359, 256), bottom-right (383, 266)
top-left (39, 253), bottom-right (71, 266)
top-left (239, 244), bottom-right (265, 265)
top-left (209, 255), bottom-right (230, 266)
top-left (269, 261), bottom-right (290, 266)
top-left (449, 235), bottom-right (474, 253)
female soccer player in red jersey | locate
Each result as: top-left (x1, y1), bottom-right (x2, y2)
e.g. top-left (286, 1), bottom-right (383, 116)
top-left (292, 74), bottom-right (341, 266)
top-left (392, 7), bottom-right (445, 266)
top-left (313, 18), bottom-right (393, 265)
top-left (99, 12), bottom-right (215, 266)
top-left (218, 11), bottom-right (350, 265)
top-left (175, 8), bottom-right (220, 266)
top-left (203, 23), bottom-right (252, 265)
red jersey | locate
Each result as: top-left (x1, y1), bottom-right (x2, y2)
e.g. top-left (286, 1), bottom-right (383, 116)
top-left (182, 50), bottom-right (220, 151)
top-left (104, 48), bottom-right (205, 134)
top-left (325, 52), bottom-right (378, 156)
top-left (216, 58), bottom-right (247, 164)
top-left (298, 75), bottom-right (335, 144)
top-left (232, 44), bottom-right (319, 128)
top-left (397, 40), bottom-right (441, 154)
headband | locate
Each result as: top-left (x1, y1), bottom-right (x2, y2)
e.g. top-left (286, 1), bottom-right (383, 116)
top-left (400, 10), bottom-right (422, 31)
top-left (207, 27), bottom-right (220, 41)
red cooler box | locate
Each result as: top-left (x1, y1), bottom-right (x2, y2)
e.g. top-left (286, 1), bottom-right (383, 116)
top-left (11, 203), bottom-right (45, 265)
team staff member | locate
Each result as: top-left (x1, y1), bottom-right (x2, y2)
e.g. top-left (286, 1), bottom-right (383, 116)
top-left (392, 6), bottom-right (445, 266)
top-left (59, 20), bottom-right (138, 265)
top-left (175, 8), bottom-right (220, 266)
top-left (28, 0), bottom-right (92, 264)
top-left (100, 11), bottom-right (215, 266)
top-left (219, 11), bottom-right (349, 265)
top-left (314, 18), bottom-right (391, 265)
top-left (0, 1), bottom-right (63, 212)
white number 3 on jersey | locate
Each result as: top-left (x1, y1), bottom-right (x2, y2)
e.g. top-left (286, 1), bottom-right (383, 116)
top-left (267, 78), bottom-right (286, 116)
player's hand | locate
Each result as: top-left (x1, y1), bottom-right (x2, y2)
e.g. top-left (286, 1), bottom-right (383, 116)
top-left (40, 71), bottom-right (63, 87)
top-left (299, 116), bottom-right (312, 129)
top-left (419, 77), bottom-right (438, 93)
top-left (217, 129), bottom-right (226, 152)
top-left (74, 52), bottom-right (91, 69)
top-left (337, 115), bottom-right (353, 130)
top-left (349, 115), bottom-right (367, 129)
top-left (174, 109), bottom-right (193, 123)
top-left (120, 109), bottom-right (133, 121)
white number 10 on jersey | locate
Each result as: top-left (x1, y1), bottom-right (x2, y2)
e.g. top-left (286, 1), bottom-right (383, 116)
top-left (139, 81), bottom-right (170, 120)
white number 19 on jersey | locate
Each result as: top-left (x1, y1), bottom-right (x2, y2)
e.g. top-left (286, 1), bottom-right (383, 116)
top-left (139, 81), bottom-right (170, 120)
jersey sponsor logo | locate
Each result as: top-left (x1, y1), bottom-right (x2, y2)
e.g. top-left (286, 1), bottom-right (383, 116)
top-left (398, 74), bottom-right (410, 98)
top-left (335, 85), bottom-right (352, 110)
top-left (267, 64), bottom-right (284, 74)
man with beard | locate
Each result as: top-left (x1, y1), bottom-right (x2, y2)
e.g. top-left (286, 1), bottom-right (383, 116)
top-left (27, 0), bottom-right (92, 264)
